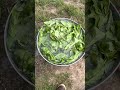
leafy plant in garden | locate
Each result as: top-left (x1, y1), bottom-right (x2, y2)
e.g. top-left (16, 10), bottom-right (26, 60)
top-left (38, 19), bottom-right (85, 65)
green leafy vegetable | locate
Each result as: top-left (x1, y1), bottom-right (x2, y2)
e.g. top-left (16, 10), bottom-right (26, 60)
top-left (38, 19), bottom-right (85, 65)
top-left (86, 0), bottom-right (120, 88)
top-left (7, 0), bottom-right (35, 83)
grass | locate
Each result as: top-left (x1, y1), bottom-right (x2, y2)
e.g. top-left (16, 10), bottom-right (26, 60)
top-left (36, 72), bottom-right (72, 90)
top-left (36, 0), bottom-right (64, 7)
top-left (35, 0), bottom-right (85, 27)
top-left (58, 4), bottom-right (85, 26)
top-left (59, 4), bottom-right (79, 16)
top-left (35, 62), bottom-right (73, 90)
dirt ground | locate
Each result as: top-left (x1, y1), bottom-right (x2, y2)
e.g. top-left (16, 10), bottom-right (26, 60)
top-left (35, 54), bottom-right (85, 90)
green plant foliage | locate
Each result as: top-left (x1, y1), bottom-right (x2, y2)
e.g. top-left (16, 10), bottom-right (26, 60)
top-left (86, 0), bottom-right (120, 88)
top-left (38, 19), bottom-right (85, 65)
top-left (7, 0), bottom-right (35, 83)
